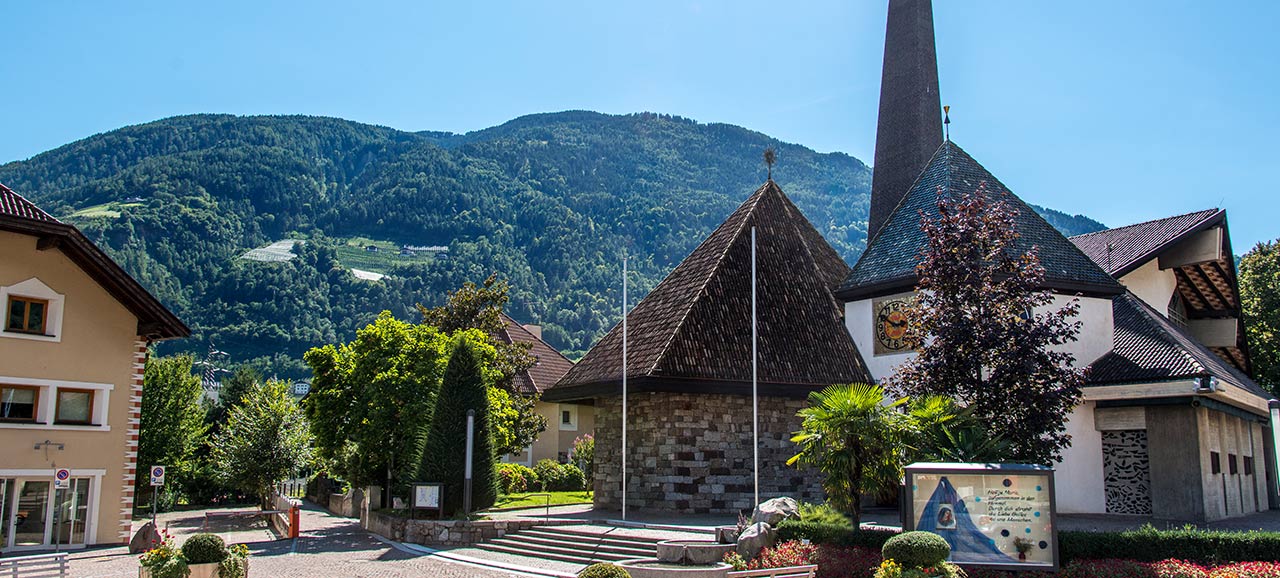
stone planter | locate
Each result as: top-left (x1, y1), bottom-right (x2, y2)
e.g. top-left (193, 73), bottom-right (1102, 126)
top-left (616, 558), bottom-right (731, 578)
top-left (140, 559), bottom-right (248, 578)
top-left (656, 540), bottom-right (737, 566)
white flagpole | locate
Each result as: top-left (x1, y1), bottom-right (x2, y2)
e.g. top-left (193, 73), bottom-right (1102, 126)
top-left (616, 255), bottom-right (622, 521)
top-left (752, 226), bottom-right (760, 513)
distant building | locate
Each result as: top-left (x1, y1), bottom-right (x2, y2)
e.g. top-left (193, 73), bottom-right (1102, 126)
top-left (0, 183), bottom-right (189, 551)
top-left (495, 313), bottom-right (592, 467)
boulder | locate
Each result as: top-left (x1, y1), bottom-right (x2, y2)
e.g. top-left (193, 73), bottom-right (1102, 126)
top-left (736, 522), bottom-right (776, 560)
top-left (715, 525), bottom-right (739, 544)
top-left (752, 497), bottom-right (799, 527)
top-left (129, 521), bottom-right (162, 554)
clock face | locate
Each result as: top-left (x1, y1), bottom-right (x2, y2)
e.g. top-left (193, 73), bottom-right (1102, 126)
top-left (874, 298), bottom-right (911, 354)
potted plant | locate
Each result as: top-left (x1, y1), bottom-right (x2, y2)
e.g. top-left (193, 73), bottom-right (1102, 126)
top-left (1012, 537), bottom-right (1034, 562)
top-left (139, 532), bottom-right (249, 578)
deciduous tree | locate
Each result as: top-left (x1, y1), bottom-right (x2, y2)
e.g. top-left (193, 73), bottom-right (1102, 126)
top-left (889, 185), bottom-right (1084, 465)
top-left (210, 380), bottom-right (313, 507)
top-left (1241, 240), bottom-right (1280, 394)
top-left (138, 354), bottom-right (207, 506)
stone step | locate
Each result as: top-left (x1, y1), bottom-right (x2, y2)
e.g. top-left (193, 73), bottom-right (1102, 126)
top-left (493, 533), bottom-right (655, 558)
top-left (517, 528), bottom-right (660, 549)
top-left (486, 537), bottom-right (642, 562)
top-left (472, 542), bottom-right (619, 565)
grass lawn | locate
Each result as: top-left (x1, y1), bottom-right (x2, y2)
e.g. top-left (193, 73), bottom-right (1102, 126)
top-left (491, 491), bottom-right (593, 511)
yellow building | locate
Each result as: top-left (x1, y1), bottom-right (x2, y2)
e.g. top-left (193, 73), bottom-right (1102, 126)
top-left (496, 314), bottom-right (594, 466)
top-left (0, 184), bottom-right (187, 552)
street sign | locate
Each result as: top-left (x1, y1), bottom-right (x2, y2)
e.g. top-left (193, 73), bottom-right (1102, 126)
top-left (150, 465), bottom-right (166, 487)
top-left (54, 468), bottom-right (71, 489)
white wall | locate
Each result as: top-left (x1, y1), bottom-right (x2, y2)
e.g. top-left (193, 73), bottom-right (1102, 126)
top-left (1120, 259), bottom-right (1178, 315)
top-left (844, 292), bottom-right (1115, 381)
top-left (1055, 401), bottom-right (1107, 514)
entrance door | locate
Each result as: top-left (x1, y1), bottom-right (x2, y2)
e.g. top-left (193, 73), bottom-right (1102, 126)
top-left (11, 480), bottom-right (51, 549)
top-left (54, 479), bottom-right (91, 546)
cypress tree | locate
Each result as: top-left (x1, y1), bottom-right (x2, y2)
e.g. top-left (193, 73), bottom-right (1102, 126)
top-left (418, 340), bottom-right (498, 516)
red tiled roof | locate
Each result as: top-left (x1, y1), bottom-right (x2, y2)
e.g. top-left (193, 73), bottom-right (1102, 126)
top-left (0, 183), bottom-right (59, 223)
top-left (496, 313), bottom-right (574, 395)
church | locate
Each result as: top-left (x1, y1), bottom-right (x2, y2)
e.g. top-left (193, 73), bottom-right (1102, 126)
top-left (544, 0), bottom-right (1275, 523)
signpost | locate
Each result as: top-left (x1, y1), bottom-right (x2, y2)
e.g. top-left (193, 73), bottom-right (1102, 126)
top-left (54, 468), bottom-right (70, 489)
top-left (463, 410), bottom-right (475, 515)
top-left (150, 465), bottom-right (166, 526)
top-left (903, 463), bottom-right (1058, 572)
top-left (412, 483), bottom-right (444, 520)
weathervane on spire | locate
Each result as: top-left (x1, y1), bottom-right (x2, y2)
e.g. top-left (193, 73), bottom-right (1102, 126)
top-left (763, 147), bottom-right (777, 180)
top-left (943, 105), bottom-right (951, 141)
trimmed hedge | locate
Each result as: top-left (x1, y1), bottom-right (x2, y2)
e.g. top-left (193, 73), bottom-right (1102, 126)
top-left (778, 520), bottom-right (1280, 566)
top-left (181, 533), bottom-right (228, 564)
top-left (882, 531), bottom-right (950, 568)
top-left (777, 521), bottom-right (898, 550)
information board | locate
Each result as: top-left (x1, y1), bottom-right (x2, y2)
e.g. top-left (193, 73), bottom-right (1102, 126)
top-left (904, 463), bottom-right (1058, 571)
top-left (414, 484), bottom-right (441, 509)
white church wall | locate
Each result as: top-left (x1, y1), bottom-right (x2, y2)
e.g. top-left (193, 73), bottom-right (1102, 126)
top-left (1047, 294), bottom-right (1115, 369)
top-left (1055, 401), bottom-right (1107, 514)
top-left (1120, 259), bottom-right (1178, 315)
top-left (845, 296), bottom-right (915, 382)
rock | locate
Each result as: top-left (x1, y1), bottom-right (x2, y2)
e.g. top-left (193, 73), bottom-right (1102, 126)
top-left (752, 497), bottom-right (799, 527)
top-left (736, 522), bottom-right (776, 560)
top-left (715, 525), bottom-right (739, 544)
top-left (129, 521), bottom-right (162, 554)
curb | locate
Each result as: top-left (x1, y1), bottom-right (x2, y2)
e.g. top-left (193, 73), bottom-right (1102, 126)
top-left (371, 533), bottom-right (576, 578)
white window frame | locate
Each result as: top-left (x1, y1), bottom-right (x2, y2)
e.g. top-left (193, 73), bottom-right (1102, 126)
top-left (1, 278), bottom-right (66, 343)
top-left (0, 376), bottom-right (112, 431)
top-left (558, 404), bottom-right (578, 432)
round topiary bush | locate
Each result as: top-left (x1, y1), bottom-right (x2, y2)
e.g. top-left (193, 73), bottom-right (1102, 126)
top-left (881, 531), bottom-right (950, 569)
top-left (578, 563), bottom-right (631, 578)
top-left (182, 533), bottom-right (229, 564)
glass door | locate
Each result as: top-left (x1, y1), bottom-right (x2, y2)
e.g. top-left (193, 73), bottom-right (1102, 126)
top-left (0, 479), bottom-right (11, 550)
top-left (53, 479), bottom-right (90, 546)
top-left (12, 480), bottom-right (50, 548)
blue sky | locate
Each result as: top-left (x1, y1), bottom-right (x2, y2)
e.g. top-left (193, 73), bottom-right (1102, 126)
top-left (3, 1), bottom-right (1277, 249)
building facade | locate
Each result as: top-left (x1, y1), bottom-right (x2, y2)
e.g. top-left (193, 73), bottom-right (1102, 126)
top-left (496, 315), bottom-right (595, 466)
top-left (0, 184), bottom-right (187, 552)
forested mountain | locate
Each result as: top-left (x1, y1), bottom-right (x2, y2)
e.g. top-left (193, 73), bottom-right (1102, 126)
top-left (0, 112), bottom-right (1104, 376)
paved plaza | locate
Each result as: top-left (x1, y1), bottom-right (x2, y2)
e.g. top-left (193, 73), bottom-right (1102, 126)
top-left (68, 503), bottom-right (535, 578)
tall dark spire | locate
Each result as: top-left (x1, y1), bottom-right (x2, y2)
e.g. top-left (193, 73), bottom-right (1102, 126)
top-left (867, 0), bottom-right (943, 240)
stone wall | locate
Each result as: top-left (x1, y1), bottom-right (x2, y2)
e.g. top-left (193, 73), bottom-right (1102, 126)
top-left (593, 392), bottom-right (823, 514)
top-left (364, 511), bottom-right (577, 547)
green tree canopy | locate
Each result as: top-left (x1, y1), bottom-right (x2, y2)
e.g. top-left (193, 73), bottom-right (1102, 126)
top-left (138, 354), bottom-right (208, 502)
top-left (210, 379), bottom-right (313, 506)
top-left (889, 186), bottom-right (1085, 465)
top-left (419, 340), bottom-right (499, 516)
top-left (1241, 240), bottom-right (1280, 394)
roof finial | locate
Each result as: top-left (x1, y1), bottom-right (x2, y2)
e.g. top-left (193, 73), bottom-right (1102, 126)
top-left (763, 147), bottom-right (777, 181)
top-left (943, 105), bottom-right (951, 142)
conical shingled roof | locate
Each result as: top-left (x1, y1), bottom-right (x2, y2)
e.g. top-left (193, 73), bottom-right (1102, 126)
top-left (837, 141), bottom-right (1125, 300)
top-left (543, 180), bottom-right (872, 402)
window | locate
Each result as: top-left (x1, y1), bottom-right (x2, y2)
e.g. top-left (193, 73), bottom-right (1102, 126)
top-left (1244, 456), bottom-right (1255, 476)
top-left (55, 389), bottom-right (94, 424)
top-left (1210, 451), bottom-right (1221, 474)
top-left (558, 404), bottom-right (578, 431)
top-left (1229, 454), bottom-right (1239, 475)
top-left (0, 385), bottom-right (39, 421)
top-left (6, 296), bottom-right (48, 334)
top-left (562, 410), bottom-right (572, 425)
top-left (1168, 294), bottom-right (1189, 329)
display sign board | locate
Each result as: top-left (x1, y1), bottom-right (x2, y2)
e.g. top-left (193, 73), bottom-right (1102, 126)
top-left (412, 483), bottom-right (444, 519)
top-left (150, 465), bottom-right (166, 487)
top-left (54, 468), bottom-right (71, 489)
top-left (904, 463), bottom-right (1058, 571)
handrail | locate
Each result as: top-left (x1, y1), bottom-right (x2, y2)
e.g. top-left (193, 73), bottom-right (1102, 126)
top-left (0, 551), bottom-right (68, 577)
top-left (522, 492), bottom-right (553, 523)
top-left (727, 564), bottom-right (818, 578)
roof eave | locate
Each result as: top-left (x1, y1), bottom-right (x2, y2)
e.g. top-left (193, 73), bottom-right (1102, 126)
top-left (1109, 210), bottom-right (1227, 278)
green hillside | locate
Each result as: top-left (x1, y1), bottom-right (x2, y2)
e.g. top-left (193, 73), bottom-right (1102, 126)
top-left (0, 112), bottom-right (1104, 376)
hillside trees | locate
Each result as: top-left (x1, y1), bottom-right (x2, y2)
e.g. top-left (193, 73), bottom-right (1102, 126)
top-left (1240, 240), bottom-right (1280, 393)
top-left (888, 186), bottom-right (1085, 465)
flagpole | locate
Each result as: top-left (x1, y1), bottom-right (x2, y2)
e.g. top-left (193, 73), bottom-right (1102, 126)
top-left (616, 255), bottom-right (622, 521)
top-left (752, 226), bottom-right (759, 513)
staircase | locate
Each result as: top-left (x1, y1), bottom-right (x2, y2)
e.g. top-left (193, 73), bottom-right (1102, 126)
top-left (474, 525), bottom-right (662, 565)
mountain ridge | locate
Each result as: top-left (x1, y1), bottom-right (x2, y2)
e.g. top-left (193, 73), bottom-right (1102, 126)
top-left (0, 111), bottom-right (1105, 375)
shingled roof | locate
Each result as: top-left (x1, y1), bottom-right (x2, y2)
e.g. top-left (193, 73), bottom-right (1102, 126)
top-left (496, 313), bottom-right (574, 395)
top-left (837, 141), bottom-right (1125, 300)
top-left (1089, 292), bottom-right (1269, 401)
top-left (543, 180), bottom-right (872, 402)
top-left (1070, 209), bottom-right (1223, 277)
top-left (0, 182), bottom-right (188, 340)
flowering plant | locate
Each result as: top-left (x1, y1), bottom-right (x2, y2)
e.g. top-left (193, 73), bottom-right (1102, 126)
top-left (139, 529), bottom-right (188, 578)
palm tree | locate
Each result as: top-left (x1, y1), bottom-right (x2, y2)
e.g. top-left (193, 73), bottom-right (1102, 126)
top-left (787, 383), bottom-right (910, 526)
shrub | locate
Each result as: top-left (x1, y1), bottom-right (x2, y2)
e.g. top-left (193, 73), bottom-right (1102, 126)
top-left (571, 434), bottom-right (595, 478)
top-left (1060, 525), bottom-right (1280, 565)
top-left (798, 502), bottom-right (852, 526)
top-left (881, 531), bottom-right (950, 569)
top-left (578, 562), bottom-right (631, 578)
top-left (533, 459), bottom-right (586, 491)
top-left (776, 520), bottom-right (898, 550)
top-left (181, 533), bottom-right (228, 564)
top-left (874, 559), bottom-right (965, 578)
top-left (814, 545), bottom-right (881, 578)
top-left (497, 463), bottom-right (538, 494)
top-left (749, 540), bottom-right (817, 570)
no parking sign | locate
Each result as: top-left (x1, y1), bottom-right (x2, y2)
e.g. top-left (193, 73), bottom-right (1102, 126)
top-left (54, 468), bottom-right (70, 489)
top-left (150, 465), bottom-right (166, 487)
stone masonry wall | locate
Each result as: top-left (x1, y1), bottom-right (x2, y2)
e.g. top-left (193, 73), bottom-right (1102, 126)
top-left (365, 511), bottom-right (577, 547)
top-left (593, 392), bottom-right (823, 514)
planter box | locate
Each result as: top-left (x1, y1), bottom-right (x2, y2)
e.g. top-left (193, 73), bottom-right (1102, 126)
top-left (140, 559), bottom-right (248, 578)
